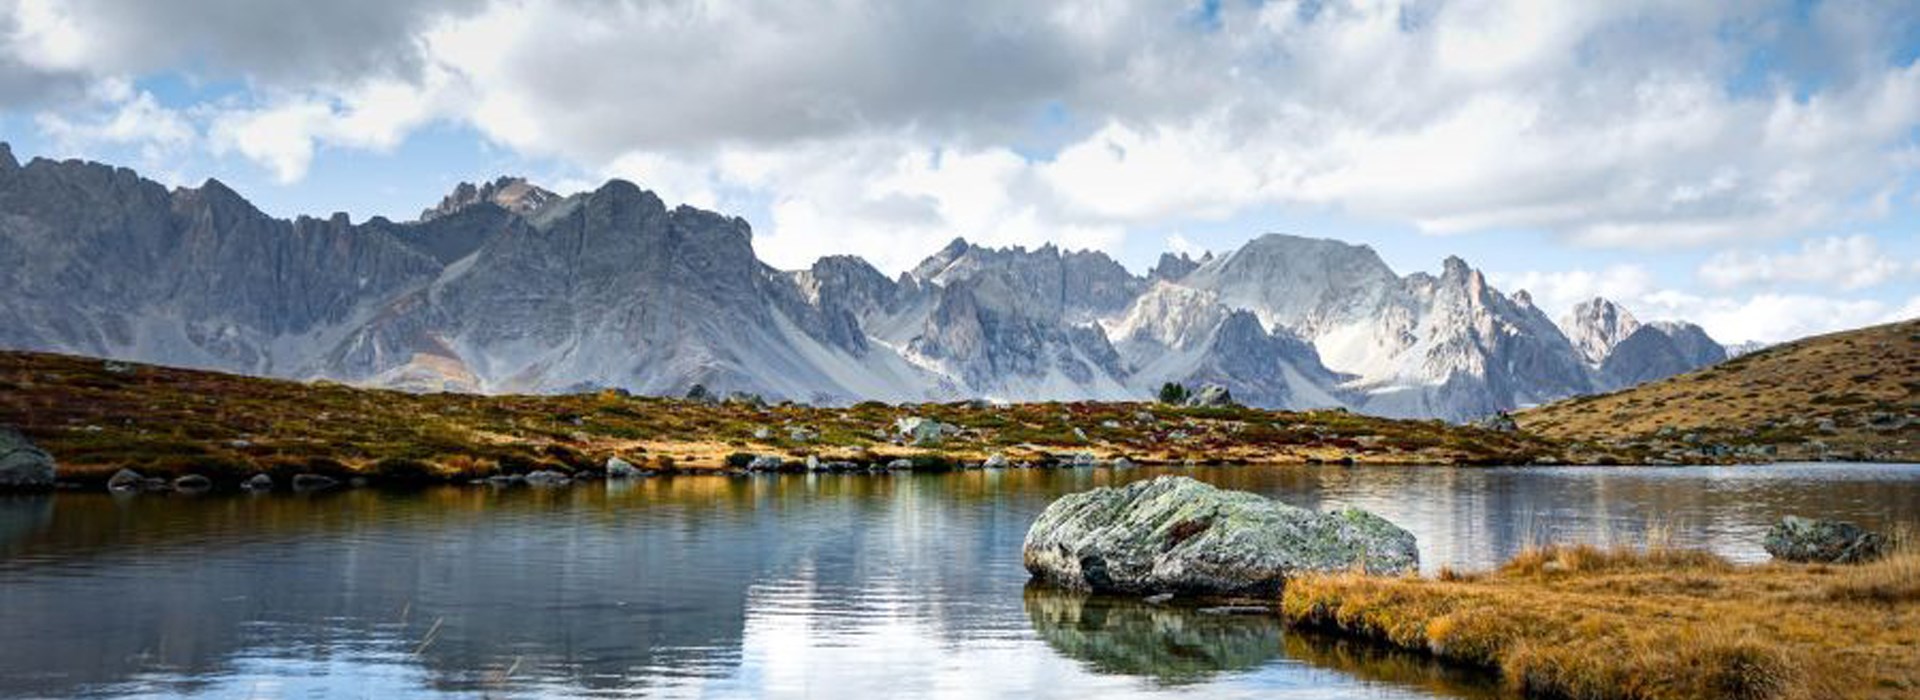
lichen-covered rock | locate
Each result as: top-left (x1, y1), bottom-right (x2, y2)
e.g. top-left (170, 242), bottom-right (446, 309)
top-left (1024, 476), bottom-right (1417, 597)
top-left (0, 427), bottom-right (55, 490)
top-left (1763, 515), bottom-right (1887, 564)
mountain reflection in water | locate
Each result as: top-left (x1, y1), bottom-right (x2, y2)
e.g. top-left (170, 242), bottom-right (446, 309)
top-left (0, 463), bottom-right (1914, 698)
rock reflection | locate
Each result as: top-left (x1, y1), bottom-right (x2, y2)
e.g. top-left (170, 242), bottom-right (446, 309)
top-left (1023, 585), bottom-right (1282, 685)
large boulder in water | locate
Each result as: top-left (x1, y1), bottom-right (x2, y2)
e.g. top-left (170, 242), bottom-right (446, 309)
top-left (1763, 515), bottom-right (1887, 564)
top-left (0, 427), bottom-right (56, 490)
top-left (1024, 476), bottom-right (1417, 597)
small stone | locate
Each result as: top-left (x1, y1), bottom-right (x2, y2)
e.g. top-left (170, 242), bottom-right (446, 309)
top-left (241, 474), bottom-right (274, 491)
top-left (746, 455), bottom-right (785, 472)
top-left (1143, 593), bottom-right (1173, 605)
top-left (983, 453), bottom-right (1010, 469)
top-left (292, 474), bottom-right (339, 491)
top-left (172, 474), bottom-right (212, 493)
top-left (886, 459), bottom-right (914, 471)
top-left (605, 456), bottom-right (642, 479)
top-left (1112, 457), bottom-right (1135, 469)
top-left (107, 468), bottom-right (144, 492)
top-left (524, 470), bottom-right (571, 486)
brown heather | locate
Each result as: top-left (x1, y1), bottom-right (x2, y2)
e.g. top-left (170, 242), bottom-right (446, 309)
top-left (1519, 318), bottom-right (1920, 463)
top-left (1281, 541), bottom-right (1920, 700)
top-left (0, 350), bottom-right (1562, 485)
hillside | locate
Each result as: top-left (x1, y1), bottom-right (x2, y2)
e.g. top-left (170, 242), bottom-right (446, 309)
top-left (0, 351), bottom-right (1564, 489)
top-left (1519, 318), bottom-right (1920, 463)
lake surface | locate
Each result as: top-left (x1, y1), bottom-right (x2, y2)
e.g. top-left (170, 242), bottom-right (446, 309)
top-left (2, 463), bottom-right (1917, 699)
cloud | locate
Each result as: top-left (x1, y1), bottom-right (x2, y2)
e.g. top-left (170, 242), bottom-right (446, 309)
top-left (9, 0), bottom-right (1920, 283)
top-left (1632, 291), bottom-right (1908, 344)
top-left (1699, 234), bottom-right (1914, 291)
top-left (1491, 265), bottom-right (1659, 320)
top-left (32, 83), bottom-right (194, 179)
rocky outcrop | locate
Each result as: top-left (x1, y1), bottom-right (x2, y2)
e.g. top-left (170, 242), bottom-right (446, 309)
top-left (0, 427), bottom-right (55, 489)
top-left (1763, 516), bottom-right (1887, 564)
top-left (1600, 322), bottom-right (1728, 388)
top-left (1023, 477), bottom-right (1418, 597)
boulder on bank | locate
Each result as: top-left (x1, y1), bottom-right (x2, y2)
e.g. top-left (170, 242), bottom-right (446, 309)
top-left (1182, 384), bottom-right (1237, 409)
top-left (606, 456), bottom-right (641, 479)
top-left (107, 468), bottom-right (144, 492)
top-left (0, 427), bottom-right (56, 490)
top-left (1024, 476), bottom-right (1418, 597)
top-left (895, 417), bottom-right (960, 445)
top-left (1762, 515), bottom-right (1887, 564)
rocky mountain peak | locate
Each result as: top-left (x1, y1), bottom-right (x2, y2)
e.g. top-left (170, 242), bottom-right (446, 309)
top-left (419, 176), bottom-right (558, 222)
top-left (1562, 297), bottom-right (1642, 365)
top-left (0, 142), bottom-right (15, 171)
top-left (1149, 252), bottom-right (1201, 281)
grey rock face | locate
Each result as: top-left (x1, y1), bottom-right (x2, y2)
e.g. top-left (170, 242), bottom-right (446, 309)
top-left (0, 428), bottom-right (55, 489)
top-left (1562, 297), bottom-right (1641, 365)
top-left (0, 144), bottom-right (1727, 420)
top-left (1763, 515), bottom-right (1887, 564)
top-left (1600, 322), bottom-right (1727, 388)
top-left (419, 177), bottom-right (558, 222)
top-left (1023, 476), bottom-right (1418, 597)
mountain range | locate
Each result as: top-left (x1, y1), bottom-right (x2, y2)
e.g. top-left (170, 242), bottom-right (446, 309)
top-left (0, 144), bottom-right (1728, 420)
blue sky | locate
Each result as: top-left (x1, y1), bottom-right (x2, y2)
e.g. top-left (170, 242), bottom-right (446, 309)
top-left (2, 0), bottom-right (1918, 344)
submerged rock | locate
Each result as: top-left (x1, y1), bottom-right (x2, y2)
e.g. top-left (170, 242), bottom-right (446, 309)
top-left (524, 470), bottom-right (571, 486)
top-left (0, 428), bottom-right (56, 490)
top-left (107, 468), bottom-right (144, 493)
top-left (1763, 515), bottom-right (1887, 564)
top-left (172, 474), bottom-right (212, 493)
top-left (292, 473), bottom-right (339, 491)
top-left (1023, 476), bottom-right (1417, 597)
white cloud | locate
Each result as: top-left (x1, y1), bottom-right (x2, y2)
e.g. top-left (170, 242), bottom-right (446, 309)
top-left (8, 0), bottom-right (1920, 291)
top-left (1491, 265), bottom-right (1658, 320)
top-left (206, 77), bottom-right (446, 183)
top-left (32, 88), bottom-right (194, 180)
top-left (1699, 234), bottom-right (1913, 290)
top-left (1633, 290), bottom-right (1903, 344)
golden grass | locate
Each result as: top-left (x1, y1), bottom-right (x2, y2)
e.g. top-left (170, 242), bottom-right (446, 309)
top-left (1517, 318), bottom-right (1920, 463)
top-left (1281, 542), bottom-right (1920, 700)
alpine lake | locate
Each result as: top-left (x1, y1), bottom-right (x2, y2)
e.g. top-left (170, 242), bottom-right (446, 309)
top-left (2, 462), bottom-right (1917, 699)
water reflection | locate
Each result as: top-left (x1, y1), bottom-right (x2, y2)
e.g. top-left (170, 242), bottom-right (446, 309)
top-left (0, 463), bottom-right (1913, 698)
top-left (1023, 585), bottom-right (1282, 685)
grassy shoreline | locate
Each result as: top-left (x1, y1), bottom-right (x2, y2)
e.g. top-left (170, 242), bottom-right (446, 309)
top-left (2, 350), bottom-right (1569, 489)
top-left (1279, 543), bottom-right (1920, 700)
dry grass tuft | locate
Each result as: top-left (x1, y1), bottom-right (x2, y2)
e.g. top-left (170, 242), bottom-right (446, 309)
top-left (1282, 542), bottom-right (1920, 700)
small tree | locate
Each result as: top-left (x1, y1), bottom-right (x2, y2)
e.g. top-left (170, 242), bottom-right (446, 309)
top-left (1157, 382), bottom-right (1190, 405)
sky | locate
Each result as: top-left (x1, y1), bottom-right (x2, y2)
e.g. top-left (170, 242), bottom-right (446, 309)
top-left (1, 0), bottom-right (1918, 345)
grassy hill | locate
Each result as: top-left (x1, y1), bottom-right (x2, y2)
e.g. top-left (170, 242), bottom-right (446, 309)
top-left (0, 350), bottom-right (1563, 488)
top-left (1519, 318), bottom-right (1920, 463)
